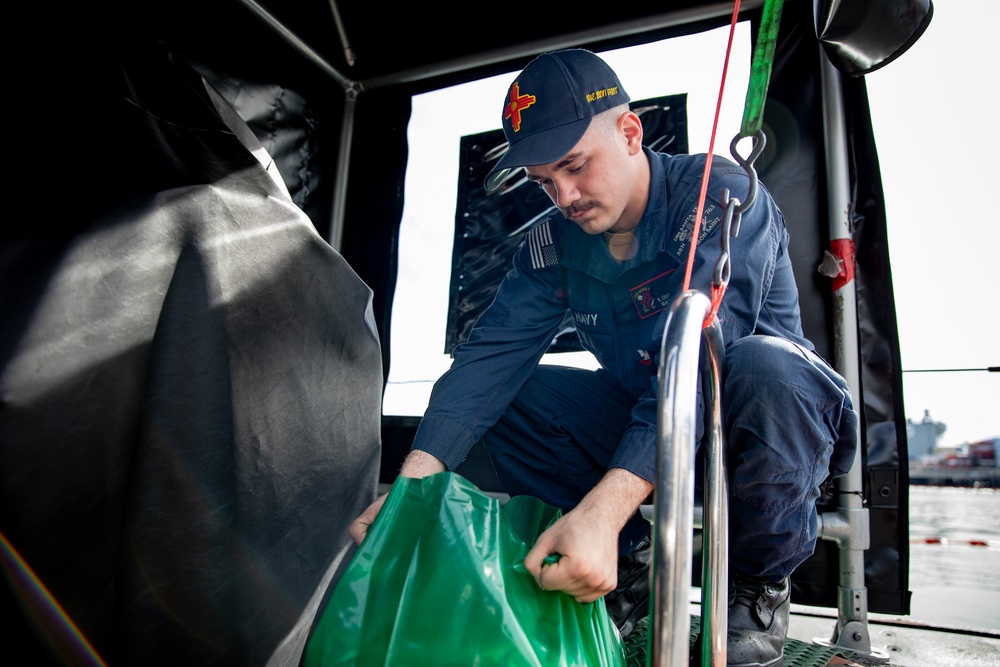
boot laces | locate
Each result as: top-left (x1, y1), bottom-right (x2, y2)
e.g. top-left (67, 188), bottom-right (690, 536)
top-left (730, 571), bottom-right (771, 607)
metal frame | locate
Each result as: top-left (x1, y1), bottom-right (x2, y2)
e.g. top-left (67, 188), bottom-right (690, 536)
top-left (814, 45), bottom-right (890, 663)
top-left (235, 0), bottom-right (764, 251)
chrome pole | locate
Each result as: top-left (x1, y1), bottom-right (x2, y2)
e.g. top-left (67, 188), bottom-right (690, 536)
top-left (652, 290), bottom-right (711, 666)
top-left (698, 322), bottom-right (728, 666)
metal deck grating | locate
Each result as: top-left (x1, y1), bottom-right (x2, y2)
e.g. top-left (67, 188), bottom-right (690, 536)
top-left (623, 615), bottom-right (854, 667)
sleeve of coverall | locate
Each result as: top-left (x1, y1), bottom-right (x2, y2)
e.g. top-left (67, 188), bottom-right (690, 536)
top-left (410, 231), bottom-right (570, 472)
top-left (609, 167), bottom-right (781, 482)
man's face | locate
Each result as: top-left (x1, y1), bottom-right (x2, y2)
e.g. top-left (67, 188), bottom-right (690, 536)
top-left (523, 113), bottom-right (641, 235)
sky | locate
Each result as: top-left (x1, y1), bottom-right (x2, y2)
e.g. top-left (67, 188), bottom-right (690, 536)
top-left (864, 0), bottom-right (999, 446)
top-left (386, 4), bottom-right (998, 449)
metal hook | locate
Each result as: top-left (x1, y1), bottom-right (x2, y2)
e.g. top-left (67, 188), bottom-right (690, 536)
top-left (729, 130), bottom-right (766, 216)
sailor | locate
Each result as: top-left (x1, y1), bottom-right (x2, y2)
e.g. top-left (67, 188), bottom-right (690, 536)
top-left (352, 48), bottom-right (858, 667)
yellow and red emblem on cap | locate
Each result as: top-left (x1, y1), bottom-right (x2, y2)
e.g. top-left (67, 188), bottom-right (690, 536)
top-left (504, 82), bottom-right (536, 133)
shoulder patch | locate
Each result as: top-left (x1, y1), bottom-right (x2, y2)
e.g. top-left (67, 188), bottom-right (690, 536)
top-left (526, 220), bottom-right (559, 269)
top-left (670, 202), bottom-right (721, 260)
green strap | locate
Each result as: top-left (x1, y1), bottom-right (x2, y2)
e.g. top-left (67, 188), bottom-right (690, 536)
top-left (740, 0), bottom-right (784, 137)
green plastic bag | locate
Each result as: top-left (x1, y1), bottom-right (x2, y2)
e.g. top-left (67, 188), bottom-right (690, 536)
top-left (305, 472), bottom-right (626, 666)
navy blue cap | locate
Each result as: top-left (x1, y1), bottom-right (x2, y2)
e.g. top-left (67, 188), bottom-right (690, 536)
top-left (484, 49), bottom-right (630, 191)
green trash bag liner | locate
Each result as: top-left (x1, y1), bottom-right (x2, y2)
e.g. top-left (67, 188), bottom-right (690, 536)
top-left (305, 471), bottom-right (626, 666)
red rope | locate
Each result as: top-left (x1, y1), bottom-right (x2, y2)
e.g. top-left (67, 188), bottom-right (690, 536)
top-left (680, 0), bottom-right (741, 328)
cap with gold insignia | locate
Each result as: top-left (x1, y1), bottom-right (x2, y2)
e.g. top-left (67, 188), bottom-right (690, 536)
top-left (484, 49), bottom-right (630, 191)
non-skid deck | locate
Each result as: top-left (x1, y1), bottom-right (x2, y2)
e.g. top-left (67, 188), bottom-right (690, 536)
top-left (621, 605), bottom-right (1000, 667)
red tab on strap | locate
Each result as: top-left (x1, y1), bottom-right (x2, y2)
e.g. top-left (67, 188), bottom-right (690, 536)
top-left (828, 238), bottom-right (856, 292)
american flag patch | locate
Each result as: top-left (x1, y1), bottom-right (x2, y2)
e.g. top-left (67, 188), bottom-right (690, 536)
top-left (527, 221), bottom-right (559, 269)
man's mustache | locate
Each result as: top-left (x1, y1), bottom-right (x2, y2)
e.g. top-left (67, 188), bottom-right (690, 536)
top-left (563, 201), bottom-right (597, 216)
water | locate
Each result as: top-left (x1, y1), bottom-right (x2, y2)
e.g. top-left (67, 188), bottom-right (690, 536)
top-left (904, 485), bottom-right (1000, 631)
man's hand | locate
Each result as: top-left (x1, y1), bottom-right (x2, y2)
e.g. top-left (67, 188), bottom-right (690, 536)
top-left (348, 449), bottom-right (446, 545)
top-left (349, 491), bottom-right (389, 544)
top-left (522, 468), bottom-right (653, 603)
top-left (523, 511), bottom-right (620, 603)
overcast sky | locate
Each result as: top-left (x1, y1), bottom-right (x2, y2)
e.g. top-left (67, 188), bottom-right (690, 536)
top-left (864, 0), bottom-right (999, 446)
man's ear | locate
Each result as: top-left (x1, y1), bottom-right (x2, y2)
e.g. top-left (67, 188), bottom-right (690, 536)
top-left (621, 111), bottom-right (644, 155)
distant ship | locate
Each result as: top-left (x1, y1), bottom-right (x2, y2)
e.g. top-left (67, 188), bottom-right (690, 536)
top-left (909, 438), bottom-right (1000, 487)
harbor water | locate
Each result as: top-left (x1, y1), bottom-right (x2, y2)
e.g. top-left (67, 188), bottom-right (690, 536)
top-left (903, 485), bottom-right (1000, 631)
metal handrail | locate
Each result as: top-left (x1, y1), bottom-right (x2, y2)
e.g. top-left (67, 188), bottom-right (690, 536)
top-left (651, 290), bottom-right (728, 666)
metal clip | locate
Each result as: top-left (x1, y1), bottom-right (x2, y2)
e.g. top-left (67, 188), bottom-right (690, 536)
top-left (712, 190), bottom-right (742, 290)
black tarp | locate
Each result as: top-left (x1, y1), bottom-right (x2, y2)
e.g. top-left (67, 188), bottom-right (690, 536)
top-left (2, 33), bottom-right (383, 666)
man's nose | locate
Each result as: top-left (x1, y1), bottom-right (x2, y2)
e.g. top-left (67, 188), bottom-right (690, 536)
top-left (552, 176), bottom-right (580, 208)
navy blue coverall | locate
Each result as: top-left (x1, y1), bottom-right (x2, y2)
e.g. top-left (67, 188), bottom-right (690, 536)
top-left (411, 147), bottom-right (858, 581)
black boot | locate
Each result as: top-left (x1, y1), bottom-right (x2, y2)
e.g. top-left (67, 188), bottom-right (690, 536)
top-left (726, 570), bottom-right (790, 667)
top-left (604, 536), bottom-right (652, 638)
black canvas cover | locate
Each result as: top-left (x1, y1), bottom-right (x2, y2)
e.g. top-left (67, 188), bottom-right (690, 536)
top-left (1, 35), bottom-right (383, 666)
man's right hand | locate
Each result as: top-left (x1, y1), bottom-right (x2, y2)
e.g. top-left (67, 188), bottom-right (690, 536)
top-left (348, 449), bottom-right (446, 545)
